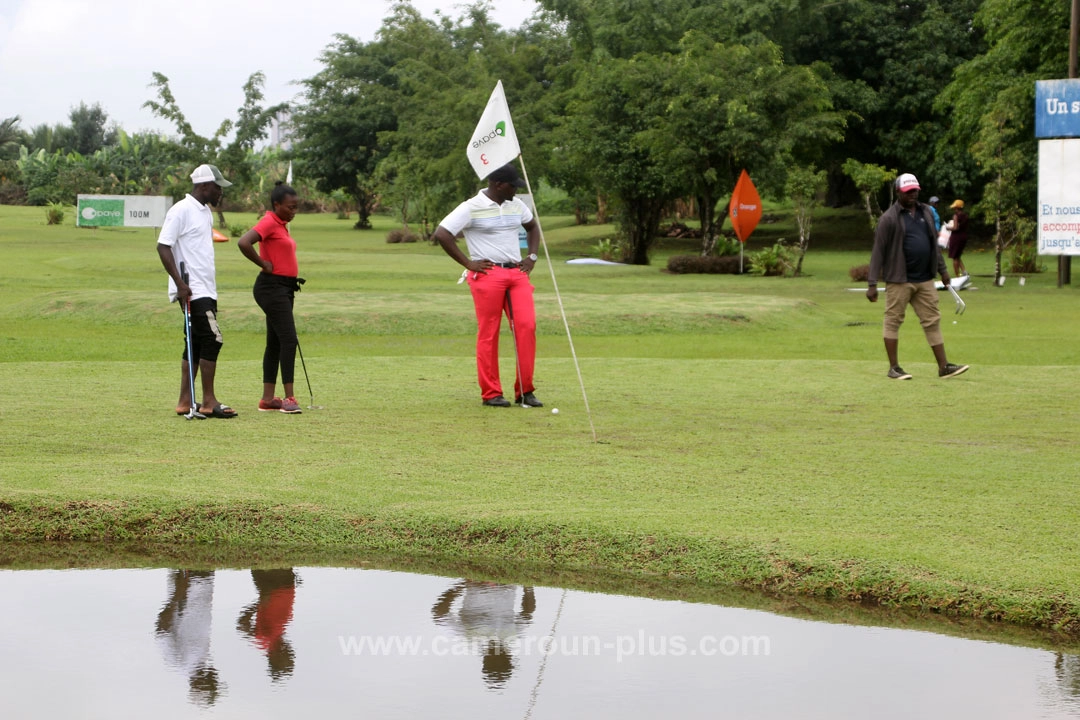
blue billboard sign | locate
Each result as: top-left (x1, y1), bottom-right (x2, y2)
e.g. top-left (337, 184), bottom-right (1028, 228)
top-left (1035, 80), bottom-right (1080, 138)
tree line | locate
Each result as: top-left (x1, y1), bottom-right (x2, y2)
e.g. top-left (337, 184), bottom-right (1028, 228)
top-left (0, 0), bottom-right (1065, 264)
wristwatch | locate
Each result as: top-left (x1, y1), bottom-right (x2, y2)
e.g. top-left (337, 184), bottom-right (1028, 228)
top-left (527, 253), bottom-right (538, 262)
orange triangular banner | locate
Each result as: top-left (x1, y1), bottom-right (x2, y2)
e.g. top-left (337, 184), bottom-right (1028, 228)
top-left (728, 170), bottom-right (762, 243)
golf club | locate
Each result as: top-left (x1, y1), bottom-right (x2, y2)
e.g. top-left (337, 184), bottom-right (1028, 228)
top-left (504, 289), bottom-right (527, 408)
top-left (179, 263), bottom-right (205, 420)
top-left (948, 285), bottom-right (966, 315)
top-left (295, 338), bottom-right (324, 410)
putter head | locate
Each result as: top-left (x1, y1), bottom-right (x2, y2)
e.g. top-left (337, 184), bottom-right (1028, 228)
top-left (948, 286), bottom-right (966, 315)
top-left (184, 408), bottom-right (207, 420)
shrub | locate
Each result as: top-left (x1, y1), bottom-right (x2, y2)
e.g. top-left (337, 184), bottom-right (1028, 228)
top-left (55, 166), bottom-right (103, 203)
top-left (1009, 243), bottom-right (1043, 274)
top-left (229, 224), bottom-right (246, 238)
top-left (386, 228), bottom-right (420, 244)
top-left (45, 203), bottom-right (65, 225)
top-left (27, 185), bottom-right (62, 206)
top-left (534, 183), bottom-right (591, 216)
top-left (750, 241), bottom-right (796, 277)
top-left (330, 188), bottom-right (351, 219)
top-left (712, 235), bottom-right (742, 257)
top-left (666, 255), bottom-right (747, 274)
top-left (0, 160), bottom-right (26, 205)
top-left (849, 264), bottom-right (870, 281)
top-left (0, 181), bottom-right (26, 205)
top-left (594, 238), bottom-right (618, 261)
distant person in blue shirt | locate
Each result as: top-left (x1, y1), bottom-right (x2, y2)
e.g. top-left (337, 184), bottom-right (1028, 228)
top-left (927, 196), bottom-right (941, 232)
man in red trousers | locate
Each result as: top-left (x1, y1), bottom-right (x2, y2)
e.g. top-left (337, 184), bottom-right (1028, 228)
top-left (433, 163), bottom-right (542, 407)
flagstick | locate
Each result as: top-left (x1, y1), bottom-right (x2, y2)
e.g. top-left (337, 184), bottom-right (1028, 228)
top-left (517, 156), bottom-right (598, 443)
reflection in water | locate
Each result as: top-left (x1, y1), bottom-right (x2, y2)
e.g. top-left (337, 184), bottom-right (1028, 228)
top-left (236, 569), bottom-right (299, 682)
top-left (1056, 653), bottom-right (1080, 699)
top-left (432, 580), bottom-right (535, 689)
top-left (2, 567), bottom-right (1079, 719)
top-left (154, 570), bottom-right (226, 707)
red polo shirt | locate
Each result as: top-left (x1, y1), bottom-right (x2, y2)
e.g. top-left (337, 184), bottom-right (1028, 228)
top-left (254, 587), bottom-right (295, 652)
top-left (253, 211), bottom-right (298, 277)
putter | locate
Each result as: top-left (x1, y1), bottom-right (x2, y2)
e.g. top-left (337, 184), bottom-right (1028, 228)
top-left (504, 289), bottom-right (527, 408)
top-left (295, 338), bottom-right (324, 409)
top-left (179, 263), bottom-right (206, 420)
top-left (947, 285), bottom-right (966, 315)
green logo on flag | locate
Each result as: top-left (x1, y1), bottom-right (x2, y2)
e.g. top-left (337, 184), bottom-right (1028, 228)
top-left (78, 198), bottom-right (124, 227)
top-left (471, 120), bottom-right (510, 149)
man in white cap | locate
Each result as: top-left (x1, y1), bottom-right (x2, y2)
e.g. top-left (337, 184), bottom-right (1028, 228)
top-left (866, 173), bottom-right (969, 380)
top-left (156, 163), bottom-right (238, 417)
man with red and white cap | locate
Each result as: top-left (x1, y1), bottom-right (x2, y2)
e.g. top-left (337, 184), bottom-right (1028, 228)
top-left (866, 173), bottom-right (969, 380)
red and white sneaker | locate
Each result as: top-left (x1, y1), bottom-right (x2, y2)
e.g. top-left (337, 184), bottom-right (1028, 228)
top-left (258, 397), bottom-right (283, 411)
top-left (280, 397), bottom-right (302, 414)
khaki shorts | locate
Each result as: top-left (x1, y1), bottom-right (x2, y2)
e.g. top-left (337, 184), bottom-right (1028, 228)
top-left (883, 281), bottom-right (942, 346)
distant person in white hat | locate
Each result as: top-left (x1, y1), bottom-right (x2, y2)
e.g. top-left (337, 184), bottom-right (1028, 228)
top-left (927, 196), bottom-right (941, 232)
top-left (156, 163), bottom-right (238, 417)
top-left (866, 173), bottom-right (969, 380)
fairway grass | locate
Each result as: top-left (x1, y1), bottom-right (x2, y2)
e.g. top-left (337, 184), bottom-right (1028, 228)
top-left (2, 205), bottom-right (1080, 638)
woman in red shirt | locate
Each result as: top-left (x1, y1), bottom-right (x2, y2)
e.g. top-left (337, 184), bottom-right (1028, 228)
top-left (238, 183), bottom-right (303, 414)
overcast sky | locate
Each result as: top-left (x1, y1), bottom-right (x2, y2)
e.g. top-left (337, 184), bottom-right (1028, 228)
top-left (0, 0), bottom-right (539, 138)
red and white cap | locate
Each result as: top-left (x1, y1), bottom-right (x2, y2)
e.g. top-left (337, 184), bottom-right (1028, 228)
top-left (896, 173), bottom-right (920, 192)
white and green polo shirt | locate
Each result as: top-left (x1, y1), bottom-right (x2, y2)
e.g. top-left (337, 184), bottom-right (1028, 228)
top-left (438, 190), bottom-right (533, 264)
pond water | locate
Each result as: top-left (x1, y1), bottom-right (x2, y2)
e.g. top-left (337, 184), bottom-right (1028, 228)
top-left (1, 566), bottom-right (1079, 719)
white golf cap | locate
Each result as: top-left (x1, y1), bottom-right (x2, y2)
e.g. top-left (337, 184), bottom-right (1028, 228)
top-left (896, 173), bottom-right (920, 192)
top-left (190, 164), bottom-right (232, 187)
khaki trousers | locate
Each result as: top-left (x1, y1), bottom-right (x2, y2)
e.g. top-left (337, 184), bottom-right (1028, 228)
top-left (883, 281), bottom-right (943, 346)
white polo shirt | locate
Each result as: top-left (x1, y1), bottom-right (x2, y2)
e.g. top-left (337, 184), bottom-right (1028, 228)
top-left (438, 190), bottom-right (533, 264)
top-left (157, 194), bottom-right (216, 302)
top-left (156, 572), bottom-right (214, 677)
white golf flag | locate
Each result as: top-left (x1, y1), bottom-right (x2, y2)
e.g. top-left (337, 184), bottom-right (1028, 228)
top-left (466, 80), bottom-right (520, 179)
top-left (286, 160), bottom-right (293, 184)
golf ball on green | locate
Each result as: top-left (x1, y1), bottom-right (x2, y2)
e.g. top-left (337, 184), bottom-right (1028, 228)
top-left (552, 408), bottom-right (559, 414)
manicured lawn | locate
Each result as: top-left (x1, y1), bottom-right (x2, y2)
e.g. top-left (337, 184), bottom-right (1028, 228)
top-left (2, 203), bottom-right (1079, 635)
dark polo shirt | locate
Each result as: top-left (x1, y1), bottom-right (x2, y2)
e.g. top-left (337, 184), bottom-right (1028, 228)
top-left (901, 208), bottom-right (935, 283)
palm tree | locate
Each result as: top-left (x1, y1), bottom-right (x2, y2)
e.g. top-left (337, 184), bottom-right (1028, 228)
top-left (0, 115), bottom-right (23, 159)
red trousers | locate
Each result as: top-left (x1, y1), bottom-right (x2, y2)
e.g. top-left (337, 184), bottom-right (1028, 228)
top-left (467, 266), bottom-right (536, 400)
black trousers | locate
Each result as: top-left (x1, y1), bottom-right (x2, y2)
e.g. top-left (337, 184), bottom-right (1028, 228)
top-left (252, 274), bottom-right (298, 385)
top-left (182, 297), bottom-right (222, 362)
